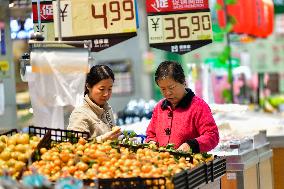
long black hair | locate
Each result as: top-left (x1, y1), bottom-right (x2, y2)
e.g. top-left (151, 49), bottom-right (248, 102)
top-left (84, 65), bottom-right (115, 95)
top-left (155, 61), bottom-right (185, 85)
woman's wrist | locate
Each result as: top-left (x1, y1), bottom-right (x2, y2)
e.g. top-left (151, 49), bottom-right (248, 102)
top-left (186, 139), bottom-right (200, 153)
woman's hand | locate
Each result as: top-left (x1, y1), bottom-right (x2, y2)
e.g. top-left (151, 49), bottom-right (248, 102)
top-left (177, 143), bottom-right (191, 152)
top-left (148, 140), bottom-right (157, 149)
top-left (148, 140), bottom-right (157, 145)
top-left (98, 127), bottom-right (122, 142)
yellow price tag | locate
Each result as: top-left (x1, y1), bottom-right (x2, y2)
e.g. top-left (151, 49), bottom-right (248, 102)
top-left (0, 60), bottom-right (9, 72)
top-left (53, 0), bottom-right (137, 38)
top-left (148, 11), bottom-right (212, 44)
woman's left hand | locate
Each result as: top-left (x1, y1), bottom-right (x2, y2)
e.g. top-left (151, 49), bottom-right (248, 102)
top-left (177, 143), bottom-right (191, 152)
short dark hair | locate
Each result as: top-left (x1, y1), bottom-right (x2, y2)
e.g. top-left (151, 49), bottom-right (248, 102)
top-left (85, 65), bottom-right (114, 95)
top-left (155, 61), bottom-right (185, 84)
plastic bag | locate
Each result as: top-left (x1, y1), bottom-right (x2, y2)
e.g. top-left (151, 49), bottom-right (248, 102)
top-left (28, 47), bottom-right (89, 129)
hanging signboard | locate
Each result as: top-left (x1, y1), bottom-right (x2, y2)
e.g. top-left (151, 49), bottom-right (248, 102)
top-left (32, 0), bottom-right (55, 41)
top-left (32, 1), bottom-right (53, 22)
top-left (146, 0), bottom-right (209, 12)
top-left (52, 0), bottom-right (138, 52)
top-left (31, 0), bottom-right (138, 52)
top-left (146, 0), bottom-right (213, 55)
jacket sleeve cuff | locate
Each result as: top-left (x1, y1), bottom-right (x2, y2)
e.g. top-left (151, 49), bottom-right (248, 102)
top-left (186, 139), bottom-right (200, 153)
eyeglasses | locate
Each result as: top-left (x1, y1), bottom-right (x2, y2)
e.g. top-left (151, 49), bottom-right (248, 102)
top-left (160, 85), bottom-right (177, 94)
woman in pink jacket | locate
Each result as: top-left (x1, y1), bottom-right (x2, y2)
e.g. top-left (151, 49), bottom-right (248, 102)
top-left (146, 61), bottom-right (219, 153)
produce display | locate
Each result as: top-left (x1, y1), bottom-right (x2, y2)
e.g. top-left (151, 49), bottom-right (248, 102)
top-left (0, 133), bottom-right (41, 179)
top-left (0, 127), bottom-right (225, 189)
top-left (23, 137), bottom-right (213, 188)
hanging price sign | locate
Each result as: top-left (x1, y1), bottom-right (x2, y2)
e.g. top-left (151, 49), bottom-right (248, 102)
top-left (146, 0), bottom-right (213, 54)
top-left (52, 0), bottom-right (138, 52)
top-left (32, 0), bottom-right (55, 41)
top-left (32, 1), bottom-right (54, 22)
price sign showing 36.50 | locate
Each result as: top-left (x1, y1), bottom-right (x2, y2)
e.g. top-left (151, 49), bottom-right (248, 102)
top-left (146, 0), bottom-right (213, 54)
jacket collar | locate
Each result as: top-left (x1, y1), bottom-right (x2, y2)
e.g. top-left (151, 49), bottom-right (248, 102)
top-left (161, 88), bottom-right (195, 110)
top-left (84, 95), bottom-right (111, 117)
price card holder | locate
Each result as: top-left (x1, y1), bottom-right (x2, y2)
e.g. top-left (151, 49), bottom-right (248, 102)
top-left (32, 0), bottom-right (138, 52)
top-left (146, 0), bottom-right (213, 54)
top-left (51, 0), bottom-right (138, 52)
top-left (32, 0), bottom-right (55, 41)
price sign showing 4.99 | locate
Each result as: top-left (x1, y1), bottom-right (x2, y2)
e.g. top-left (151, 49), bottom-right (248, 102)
top-left (53, 0), bottom-right (138, 52)
top-left (146, 0), bottom-right (213, 54)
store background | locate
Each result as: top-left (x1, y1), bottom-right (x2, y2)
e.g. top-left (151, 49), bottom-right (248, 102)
top-left (0, 0), bottom-right (284, 129)
top-left (0, 0), bottom-right (284, 188)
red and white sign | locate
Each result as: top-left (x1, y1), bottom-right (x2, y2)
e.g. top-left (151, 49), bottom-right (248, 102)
top-left (146, 0), bottom-right (209, 13)
top-left (32, 1), bottom-right (54, 22)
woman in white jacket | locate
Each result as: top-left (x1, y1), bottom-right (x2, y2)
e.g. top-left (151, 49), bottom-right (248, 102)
top-left (68, 65), bottom-right (121, 141)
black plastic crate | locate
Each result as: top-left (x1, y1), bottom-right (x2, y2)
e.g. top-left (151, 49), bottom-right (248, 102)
top-left (173, 170), bottom-right (188, 189)
top-left (173, 157), bottom-right (227, 189)
top-left (173, 163), bottom-right (207, 189)
top-left (28, 126), bottom-right (90, 161)
top-left (206, 157), bottom-right (226, 182)
top-left (213, 158), bottom-right (226, 179)
top-left (85, 177), bottom-right (166, 189)
top-left (187, 163), bottom-right (207, 188)
top-left (0, 129), bottom-right (18, 136)
top-left (29, 126), bottom-right (90, 142)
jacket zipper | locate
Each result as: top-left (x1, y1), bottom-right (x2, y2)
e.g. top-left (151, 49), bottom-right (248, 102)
top-left (167, 111), bottom-right (173, 144)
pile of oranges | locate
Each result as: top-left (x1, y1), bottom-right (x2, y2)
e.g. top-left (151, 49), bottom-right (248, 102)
top-left (24, 138), bottom-right (213, 187)
top-left (0, 133), bottom-right (41, 178)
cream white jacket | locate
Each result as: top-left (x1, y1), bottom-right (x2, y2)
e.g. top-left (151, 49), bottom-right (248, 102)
top-left (67, 95), bottom-right (115, 139)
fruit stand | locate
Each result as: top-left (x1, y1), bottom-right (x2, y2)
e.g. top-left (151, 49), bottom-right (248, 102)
top-left (0, 126), bottom-right (226, 189)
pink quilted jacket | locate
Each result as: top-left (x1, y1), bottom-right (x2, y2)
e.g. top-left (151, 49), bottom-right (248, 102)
top-left (146, 91), bottom-right (219, 153)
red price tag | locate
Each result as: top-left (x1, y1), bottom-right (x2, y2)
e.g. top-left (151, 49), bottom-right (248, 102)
top-left (32, 1), bottom-right (54, 23)
top-left (146, 0), bottom-right (209, 13)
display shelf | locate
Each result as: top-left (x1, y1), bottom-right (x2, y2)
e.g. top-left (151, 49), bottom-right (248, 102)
top-left (0, 128), bottom-right (18, 136)
top-left (173, 157), bottom-right (226, 189)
